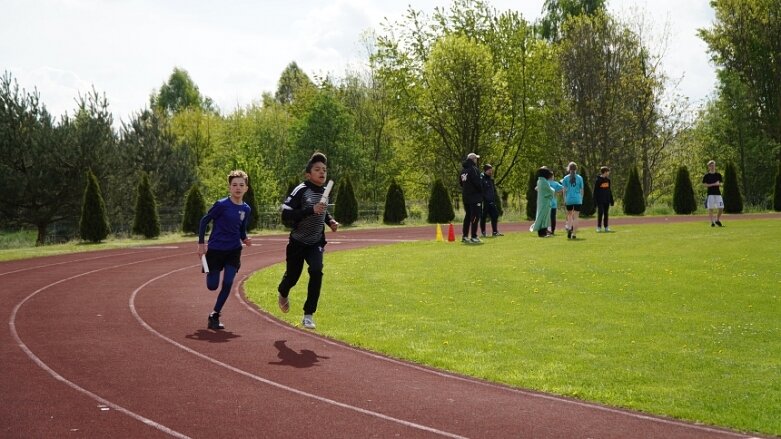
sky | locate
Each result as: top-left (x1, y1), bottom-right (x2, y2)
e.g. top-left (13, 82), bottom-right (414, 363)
top-left (1, 0), bottom-right (717, 126)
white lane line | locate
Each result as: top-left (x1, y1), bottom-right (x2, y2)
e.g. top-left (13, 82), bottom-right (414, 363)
top-left (0, 250), bottom-right (145, 277)
top-left (9, 253), bottom-right (192, 439)
top-left (129, 264), bottom-right (469, 439)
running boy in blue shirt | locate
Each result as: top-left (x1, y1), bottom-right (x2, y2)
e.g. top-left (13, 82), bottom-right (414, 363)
top-left (197, 170), bottom-right (253, 330)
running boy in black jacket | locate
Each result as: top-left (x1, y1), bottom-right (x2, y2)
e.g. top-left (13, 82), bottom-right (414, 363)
top-left (277, 152), bottom-right (339, 329)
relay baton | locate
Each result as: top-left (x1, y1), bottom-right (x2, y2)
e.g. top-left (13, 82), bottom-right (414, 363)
top-left (201, 254), bottom-right (210, 273)
top-left (320, 180), bottom-right (334, 204)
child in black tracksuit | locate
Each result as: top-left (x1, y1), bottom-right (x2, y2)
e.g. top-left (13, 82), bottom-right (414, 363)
top-left (277, 152), bottom-right (339, 330)
top-left (480, 164), bottom-right (502, 237)
top-left (593, 166), bottom-right (615, 232)
top-left (460, 152), bottom-right (483, 243)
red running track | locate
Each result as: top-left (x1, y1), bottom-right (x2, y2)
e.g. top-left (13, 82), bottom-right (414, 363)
top-left (3, 215), bottom-right (777, 438)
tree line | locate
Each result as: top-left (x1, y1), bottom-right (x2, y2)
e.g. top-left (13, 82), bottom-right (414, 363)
top-left (2, 0), bottom-right (780, 245)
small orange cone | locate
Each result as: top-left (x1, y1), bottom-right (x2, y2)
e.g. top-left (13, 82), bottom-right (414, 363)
top-left (447, 223), bottom-right (455, 242)
top-left (435, 224), bottom-right (444, 241)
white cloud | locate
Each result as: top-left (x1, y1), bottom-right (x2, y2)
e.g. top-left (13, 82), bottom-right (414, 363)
top-left (1, 0), bottom-right (718, 123)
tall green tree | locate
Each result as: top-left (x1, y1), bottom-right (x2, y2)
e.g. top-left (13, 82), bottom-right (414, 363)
top-left (525, 170), bottom-right (538, 220)
top-left (132, 173), bottom-right (161, 239)
top-left (334, 175), bottom-right (358, 225)
top-left (722, 161), bottom-right (743, 213)
top-left (672, 166), bottom-right (697, 214)
top-left (555, 11), bottom-right (656, 194)
top-left (293, 91), bottom-right (355, 184)
top-left (539, 0), bottom-right (606, 41)
top-left (427, 178), bottom-right (455, 223)
top-left (114, 109), bottom-right (196, 229)
top-left (0, 73), bottom-right (82, 244)
top-left (773, 160), bottom-right (781, 211)
top-left (151, 67), bottom-right (214, 115)
top-left (383, 179), bottom-right (408, 225)
top-left (580, 169), bottom-right (595, 217)
top-left (181, 184), bottom-right (206, 235)
top-left (700, 0), bottom-right (781, 151)
top-left (373, 1), bottom-right (557, 190)
top-left (623, 167), bottom-right (645, 215)
top-left (244, 177), bottom-right (260, 231)
top-left (79, 169), bottom-right (111, 243)
top-left (275, 61), bottom-right (317, 110)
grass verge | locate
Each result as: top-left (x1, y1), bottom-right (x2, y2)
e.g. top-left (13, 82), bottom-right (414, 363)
top-left (245, 219), bottom-right (781, 436)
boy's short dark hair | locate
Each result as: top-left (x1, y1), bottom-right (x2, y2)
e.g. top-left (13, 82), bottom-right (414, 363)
top-left (306, 152), bottom-right (327, 173)
top-left (600, 166), bottom-right (610, 174)
top-left (537, 167), bottom-right (553, 179)
top-left (483, 164), bottom-right (492, 171)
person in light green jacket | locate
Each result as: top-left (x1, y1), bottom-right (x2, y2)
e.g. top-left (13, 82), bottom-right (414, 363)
top-left (530, 167), bottom-right (554, 237)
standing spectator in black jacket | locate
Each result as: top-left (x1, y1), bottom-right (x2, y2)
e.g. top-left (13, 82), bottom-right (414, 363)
top-left (480, 164), bottom-right (503, 237)
top-left (459, 152), bottom-right (483, 243)
top-left (593, 166), bottom-right (615, 232)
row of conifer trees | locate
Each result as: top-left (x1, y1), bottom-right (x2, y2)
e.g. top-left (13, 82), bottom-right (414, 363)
top-left (78, 162), bottom-right (781, 242)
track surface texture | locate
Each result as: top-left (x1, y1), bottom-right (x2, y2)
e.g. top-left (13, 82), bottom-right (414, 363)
top-left (3, 214), bottom-right (778, 438)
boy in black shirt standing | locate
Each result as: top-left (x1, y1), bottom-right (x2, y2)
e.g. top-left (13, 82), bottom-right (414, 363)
top-left (702, 160), bottom-right (724, 227)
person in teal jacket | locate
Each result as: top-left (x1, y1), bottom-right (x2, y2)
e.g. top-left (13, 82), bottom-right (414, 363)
top-left (548, 170), bottom-right (564, 235)
top-left (530, 167), bottom-right (554, 237)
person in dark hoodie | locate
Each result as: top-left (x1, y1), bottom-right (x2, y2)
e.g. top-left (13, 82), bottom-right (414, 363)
top-left (593, 166), bottom-right (615, 232)
top-left (480, 164), bottom-right (503, 237)
top-left (459, 152), bottom-right (483, 243)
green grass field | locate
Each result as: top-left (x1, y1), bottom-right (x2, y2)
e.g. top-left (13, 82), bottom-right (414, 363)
top-left (245, 219), bottom-right (781, 436)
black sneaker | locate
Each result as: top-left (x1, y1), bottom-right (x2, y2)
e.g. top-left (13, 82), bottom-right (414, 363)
top-left (208, 312), bottom-right (224, 330)
top-left (567, 229), bottom-right (572, 239)
top-left (711, 222), bottom-right (715, 227)
top-left (715, 221), bottom-right (723, 227)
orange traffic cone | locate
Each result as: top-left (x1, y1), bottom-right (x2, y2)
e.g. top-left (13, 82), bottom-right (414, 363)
top-left (447, 223), bottom-right (455, 242)
top-left (435, 224), bottom-right (444, 241)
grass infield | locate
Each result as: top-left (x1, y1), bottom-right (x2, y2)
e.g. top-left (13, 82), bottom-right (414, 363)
top-left (245, 219), bottom-right (781, 437)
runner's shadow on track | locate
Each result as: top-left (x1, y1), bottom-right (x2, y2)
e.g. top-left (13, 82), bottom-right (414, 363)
top-left (268, 340), bottom-right (329, 368)
top-left (185, 329), bottom-right (242, 343)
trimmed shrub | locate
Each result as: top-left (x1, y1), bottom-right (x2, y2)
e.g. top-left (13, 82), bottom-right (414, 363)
top-left (774, 160), bottom-right (781, 212)
top-left (580, 169), bottom-right (595, 217)
top-left (132, 173), bottom-right (161, 238)
top-left (334, 174), bottom-right (358, 225)
top-left (383, 179), bottom-right (407, 224)
top-left (673, 166), bottom-right (697, 214)
top-left (525, 170), bottom-right (537, 220)
top-left (722, 162), bottom-right (743, 213)
top-left (181, 184), bottom-right (206, 235)
top-left (427, 179), bottom-right (455, 223)
top-left (245, 178), bottom-right (260, 231)
top-left (623, 167), bottom-right (645, 215)
top-left (79, 170), bottom-right (111, 243)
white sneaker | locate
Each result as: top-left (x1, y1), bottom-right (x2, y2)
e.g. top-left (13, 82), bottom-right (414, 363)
top-left (596, 227), bottom-right (602, 232)
top-left (605, 227), bottom-right (611, 232)
top-left (302, 315), bottom-right (316, 329)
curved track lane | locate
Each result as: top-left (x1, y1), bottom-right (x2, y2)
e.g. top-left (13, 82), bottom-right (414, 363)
top-left (3, 215), bottom-right (777, 438)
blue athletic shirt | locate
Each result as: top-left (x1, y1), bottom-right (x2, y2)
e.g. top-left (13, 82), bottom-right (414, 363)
top-left (198, 197), bottom-right (251, 251)
top-left (561, 174), bottom-right (584, 205)
top-left (548, 180), bottom-right (563, 208)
